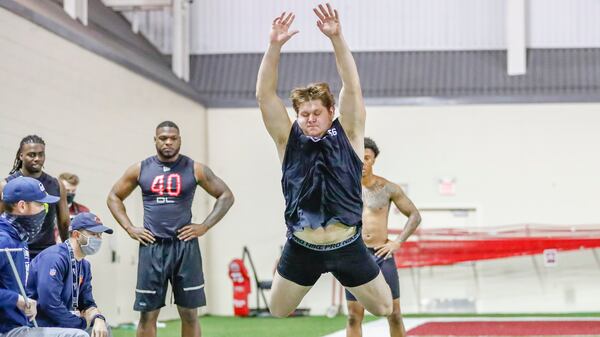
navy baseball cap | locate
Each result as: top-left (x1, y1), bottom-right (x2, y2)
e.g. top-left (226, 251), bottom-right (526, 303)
top-left (2, 176), bottom-right (60, 204)
top-left (70, 212), bottom-right (114, 234)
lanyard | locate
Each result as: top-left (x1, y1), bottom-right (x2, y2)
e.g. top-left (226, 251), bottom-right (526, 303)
top-left (24, 246), bottom-right (30, 284)
top-left (65, 241), bottom-right (81, 312)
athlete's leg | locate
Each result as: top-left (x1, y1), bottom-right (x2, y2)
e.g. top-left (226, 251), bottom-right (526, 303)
top-left (177, 306), bottom-right (200, 337)
top-left (387, 299), bottom-right (406, 337)
top-left (345, 300), bottom-right (365, 337)
top-left (269, 270), bottom-right (312, 317)
top-left (170, 239), bottom-right (205, 337)
top-left (333, 239), bottom-right (392, 316)
top-left (137, 309), bottom-right (160, 337)
top-left (345, 271), bottom-right (392, 316)
top-left (271, 239), bottom-right (323, 317)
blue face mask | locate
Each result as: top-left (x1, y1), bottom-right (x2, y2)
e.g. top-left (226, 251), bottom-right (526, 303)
top-left (13, 209), bottom-right (46, 242)
top-left (78, 232), bottom-right (102, 256)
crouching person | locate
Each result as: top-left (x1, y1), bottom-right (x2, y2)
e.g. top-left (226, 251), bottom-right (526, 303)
top-left (0, 176), bottom-right (88, 337)
top-left (26, 212), bottom-right (112, 337)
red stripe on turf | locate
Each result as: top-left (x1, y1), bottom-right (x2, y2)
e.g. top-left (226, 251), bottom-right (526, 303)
top-left (407, 321), bottom-right (600, 336)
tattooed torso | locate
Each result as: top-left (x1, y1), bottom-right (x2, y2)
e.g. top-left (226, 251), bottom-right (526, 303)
top-left (362, 176), bottom-right (396, 247)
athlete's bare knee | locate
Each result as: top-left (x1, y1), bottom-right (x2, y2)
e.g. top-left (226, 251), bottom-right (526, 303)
top-left (269, 304), bottom-right (292, 318)
top-left (347, 312), bottom-right (364, 327)
top-left (178, 307), bottom-right (199, 324)
top-left (370, 302), bottom-right (393, 317)
top-left (269, 307), bottom-right (290, 318)
top-left (387, 310), bottom-right (402, 325)
top-left (139, 310), bottom-right (159, 326)
top-left (347, 303), bottom-right (365, 327)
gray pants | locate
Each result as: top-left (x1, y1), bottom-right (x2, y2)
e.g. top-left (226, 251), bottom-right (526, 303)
top-left (1, 327), bottom-right (89, 337)
top-left (85, 327), bottom-right (112, 337)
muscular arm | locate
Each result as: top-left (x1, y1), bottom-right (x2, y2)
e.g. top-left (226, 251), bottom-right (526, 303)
top-left (107, 164), bottom-right (154, 245)
top-left (194, 163), bottom-right (235, 229)
top-left (256, 13), bottom-right (297, 161)
top-left (314, 4), bottom-right (365, 155)
top-left (256, 44), bottom-right (292, 159)
top-left (389, 183), bottom-right (421, 243)
top-left (177, 163), bottom-right (234, 241)
top-left (56, 180), bottom-right (70, 241)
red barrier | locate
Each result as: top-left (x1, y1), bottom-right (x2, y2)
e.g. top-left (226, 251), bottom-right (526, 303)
top-left (389, 224), bottom-right (600, 268)
top-left (228, 258), bottom-right (251, 316)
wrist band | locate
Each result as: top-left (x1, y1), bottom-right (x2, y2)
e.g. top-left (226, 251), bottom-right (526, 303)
top-left (91, 314), bottom-right (106, 326)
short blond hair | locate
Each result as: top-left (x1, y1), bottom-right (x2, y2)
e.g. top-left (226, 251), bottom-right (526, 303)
top-left (290, 82), bottom-right (335, 113)
top-left (59, 172), bottom-right (80, 186)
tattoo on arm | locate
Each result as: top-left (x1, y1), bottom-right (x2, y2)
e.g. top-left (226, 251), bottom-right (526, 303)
top-left (198, 165), bottom-right (234, 229)
top-left (390, 182), bottom-right (421, 242)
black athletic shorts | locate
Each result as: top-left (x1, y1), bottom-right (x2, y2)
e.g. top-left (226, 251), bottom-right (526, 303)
top-left (276, 234), bottom-right (380, 288)
top-left (134, 237), bottom-right (206, 312)
top-left (345, 248), bottom-right (400, 301)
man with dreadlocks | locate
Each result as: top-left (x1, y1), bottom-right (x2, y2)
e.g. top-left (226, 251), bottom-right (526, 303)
top-left (0, 135), bottom-right (70, 258)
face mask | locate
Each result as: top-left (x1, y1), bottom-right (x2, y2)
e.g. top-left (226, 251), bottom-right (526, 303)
top-left (66, 193), bottom-right (75, 204)
top-left (13, 209), bottom-right (46, 242)
top-left (78, 232), bottom-right (102, 256)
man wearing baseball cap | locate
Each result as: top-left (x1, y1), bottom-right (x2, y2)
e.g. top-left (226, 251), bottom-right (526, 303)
top-left (0, 176), bottom-right (88, 337)
top-left (27, 212), bottom-right (113, 337)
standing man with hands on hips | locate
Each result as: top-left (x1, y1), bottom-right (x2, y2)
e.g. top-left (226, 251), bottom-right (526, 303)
top-left (107, 121), bottom-right (234, 337)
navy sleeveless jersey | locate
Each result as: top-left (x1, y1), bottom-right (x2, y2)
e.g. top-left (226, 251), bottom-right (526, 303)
top-left (138, 155), bottom-right (197, 238)
top-left (281, 119), bottom-right (363, 237)
top-left (6, 171), bottom-right (60, 256)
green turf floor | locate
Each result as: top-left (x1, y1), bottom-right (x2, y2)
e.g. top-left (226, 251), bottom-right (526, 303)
top-left (112, 315), bottom-right (378, 337)
top-left (112, 313), bottom-right (600, 337)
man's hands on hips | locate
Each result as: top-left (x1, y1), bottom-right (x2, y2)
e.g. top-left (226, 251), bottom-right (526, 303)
top-left (177, 223), bottom-right (210, 241)
top-left (126, 226), bottom-right (155, 246)
top-left (374, 240), bottom-right (402, 259)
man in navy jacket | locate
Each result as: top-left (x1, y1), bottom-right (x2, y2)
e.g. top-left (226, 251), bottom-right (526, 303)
top-left (0, 176), bottom-right (87, 337)
top-left (27, 212), bottom-right (112, 337)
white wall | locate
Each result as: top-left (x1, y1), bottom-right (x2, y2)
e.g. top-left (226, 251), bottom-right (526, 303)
top-left (187, 0), bottom-right (600, 54)
top-left (205, 103), bottom-right (600, 315)
top-left (129, 0), bottom-right (600, 55)
top-left (529, 0), bottom-right (600, 48)
top-left (0, 8), bottom-right (208, 324)
top-left (191, 0), bottom-right (505, 53)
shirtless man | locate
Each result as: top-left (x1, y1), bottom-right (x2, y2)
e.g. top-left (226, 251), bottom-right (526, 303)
top-left (346, 137), bottom-right (421, 337)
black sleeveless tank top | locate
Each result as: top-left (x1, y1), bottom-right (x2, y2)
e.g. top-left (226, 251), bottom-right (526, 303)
top-left (281, 119), bottom-right (363, 237)
top-left (138, 155), bottom-right (197, 238)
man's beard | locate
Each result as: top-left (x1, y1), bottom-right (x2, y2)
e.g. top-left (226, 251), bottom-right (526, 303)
top-left (24, 164), bottom-right (42, 174)
top-left (159, 147), bottom-right (180, 159)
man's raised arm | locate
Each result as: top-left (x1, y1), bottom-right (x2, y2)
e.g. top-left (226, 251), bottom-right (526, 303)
top-left (314, 4), bottom-right (365, 150)
top-left (256, 12), bottom-right (298, 160)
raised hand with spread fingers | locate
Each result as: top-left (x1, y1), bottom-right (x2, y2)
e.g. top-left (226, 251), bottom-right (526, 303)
top-left (313, 3), bottom-right (341, 38)
top-left (270, 12), bottom-right (299, 46)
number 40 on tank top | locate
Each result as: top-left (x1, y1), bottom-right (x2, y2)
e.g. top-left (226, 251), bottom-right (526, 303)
top-left (150, 173), bottom-right (182, 204)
